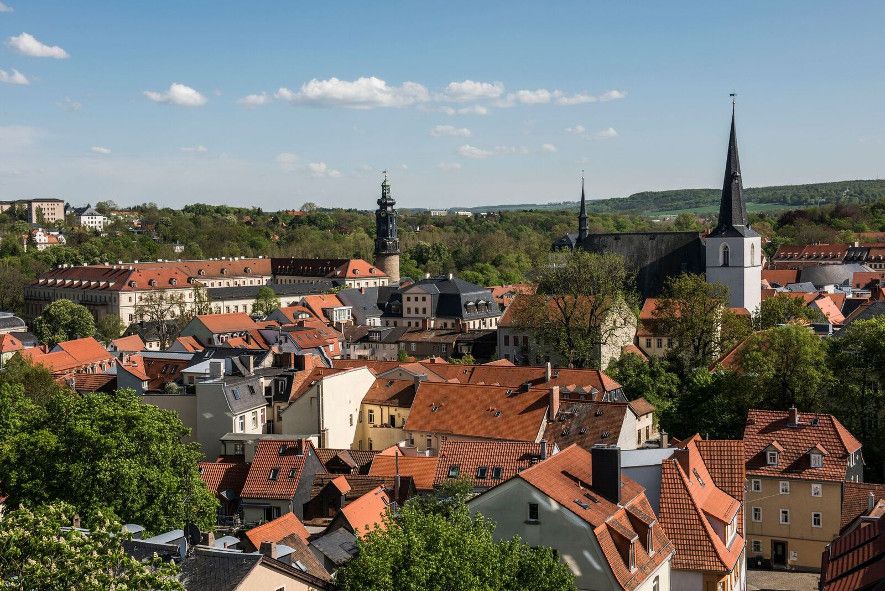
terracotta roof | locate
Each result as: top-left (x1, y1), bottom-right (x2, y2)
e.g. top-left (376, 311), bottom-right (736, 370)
top-left (241, 439), bottom-right (319, 500)
top-left (628, 397), bottom-right (655, 417)
top-left (118, 354), bottom-right (149, 381)
top-left (762, 269), bottom-right (801, 286)
top-left (309, 473), bottom-right (413, 510)
top-left (300, 294), bottom-right (345, 321)
top-left (245, 512), bottom-right (310, 549)
top-left (199, 457), bottom-right (249, 500)
top-left (275, 306), bottom-right (320, 324)
top-left (489, 283), bottom-right (536, 307)
top-left (173, 335), bottom-right (204, 352)
top-left (621, 344), bottom-right (649, 362)
top-left (55, 337), bottom-right (115, 365)
top-left (110, 334), bottom-right (145, 352)
top-left (361, 378), bottom-right (416, 407)
top-left (483, 358), bottom-right (515, 366)
top-left (72, 372), bottom-right (116, 392)
top-left (0, 333), bottom-right (24, 353)
top-left (515, 445), bottom-right (673, 591)
top-left (333, 259), bottom-right (387, 280)
top-left (284, 323), bottom-right (341, 351)
top-left (819, 514), bottom-right (885, 591)
top-left (195, 313), bottom-right (259, 334)
top-left (339, 487), bottom-right (390, 538)
top-left (694, 440), bottom-right (746, 511)
top-left (544, 400), bottom-right (630, 451)
top-left (368, 455), bottom-right (439, 491)
top-left (812, 295), bottom-right (846, 324)
top-left (288, 367), bottom-right (347, 403)
top-left (852, 271), bottom-right (885, 289)
top-left (658, 435), bottom-right (744, 574)
top-left (841, 482), bottom-right (885, 532)
top-left (433, 440), bottom-right (544, 489)
top-left (743, 409), bottom-right (862, 481)
top-left (20, 348), bottom-right (82, 374)
top-left (405, 381), bottom-right (551, 442)
top-left (139, 356), bottom-right (190, 391)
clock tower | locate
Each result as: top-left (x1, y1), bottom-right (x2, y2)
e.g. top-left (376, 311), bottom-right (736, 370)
top-left (374, 172), bottom-right (401, 283)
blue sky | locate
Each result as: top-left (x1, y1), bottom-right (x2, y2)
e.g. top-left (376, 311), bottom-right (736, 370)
top-left (1, 1), bottom-right (883, 210)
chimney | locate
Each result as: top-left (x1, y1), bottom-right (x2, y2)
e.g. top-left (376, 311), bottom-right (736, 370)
top-left (259, 541), bottom-right (277, 558)
top-left (539, 439), bottom-right (548, 460)
top-left (869, 491), bottom-right (876, 513)
top-left (71, 514), bottom-right (81, 529)
top-left (447, 273), bottom-right (453, 280)
top-left (548, 386), bottom-right (560, 420)
top-left (200, 531), bottom-right (216, 547)
top-left (788, 406), bottom-right (799, 426)
top-left (660, 430), bottom-right (669, 449)
top-left (209, 360), bottom-right (224, 379)
top-left (591, 445), bottom-right (622, 505)
top-left (545, 361), bottom-right (552, 383)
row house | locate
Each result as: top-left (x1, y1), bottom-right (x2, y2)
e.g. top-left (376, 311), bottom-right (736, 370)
top-left (771, 242), bottom-right (885, 271)
top-left (272, 258), bottom-right (390, 289)
top-left (206, 281), bottom-right (336, 316)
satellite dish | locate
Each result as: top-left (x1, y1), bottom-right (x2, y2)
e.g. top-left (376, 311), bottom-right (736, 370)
top-left (184, 522), bottom-right (202, 547)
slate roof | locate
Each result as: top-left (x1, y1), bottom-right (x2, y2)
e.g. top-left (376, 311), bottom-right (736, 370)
top-left (179, 547), bottom-right (261, 591)
top-left (337, 286), bottom-right (397, 324)
top-left (819, 514), bottom-right (885, 591)
top-left (344, 324), bottom-right (410, 345)
top-left (207, 281), bottom-right (334, 302)
top-left (544, 401), bottom-right (630, 451)
top-left (801, 263), bottom-right (872, 288)
top-left (241, 439), bottom-right (318, 500)
top-left (743, 409), bottom-right (862, 482)
top-left (245, 512), bottom-right (310, 549)
top-left (0, 313), bottom-right (26, 332)
top-left (314, 448), bottom-right (379, 474)
top-left (367, 455), bottom-right (438, 491)
top-left (382, 275), bottom-right (501, 320)
top-left (310, 528), bottom-right (358, 566)
top-left (710, 109), bottom-right (757, 238)
top-left (404, 381), bottom-right (551, 442)
top-left (433, 440), bottom-right (545, 489)
top-left (841, 482), bottom-right (885, 532)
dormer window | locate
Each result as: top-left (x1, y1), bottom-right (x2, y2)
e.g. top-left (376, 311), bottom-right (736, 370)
top-left (647, 524), bottom-right (655, 555)
top-left (810, 453), bottom-right (823, 468)
top-left (767, 451), bottom-right (779, 466)
top-left (268, 468), bottom-right (279, 481)
top-left (148, 279), bottom-right (157, 287)
top-left (628, 540), bottom-right (636, 571)
top-left (447, 465), bottom-right (460, 478)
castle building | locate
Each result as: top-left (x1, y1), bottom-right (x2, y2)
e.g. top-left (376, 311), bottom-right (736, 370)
top-left (553, 107), bottom-right (762, 312)
top-left (374, 173), bottom-right (401, 284)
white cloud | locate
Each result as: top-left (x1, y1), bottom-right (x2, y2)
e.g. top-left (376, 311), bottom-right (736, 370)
top-left (565, 125), bottom-right (618, 140)
top-left (144, 83), bottom-right (207, 107)
top-left (458, 104), bottom-right (488, 115)
top-left (554, 89), bottom-right (626, 105)
top-left (91, 146), bottom-right (111, 155)
top-left (0, 125), bottom-right (39, 150)
top-left (430, 125), bottom-right (471, 138)
top-left (541, 143), bottom-right (557, 153)
top-left (58, 97), bottom-right (81, 111)
top-left (500, 88), bottom-right (552, 106)
top-left (237, 92), bottom-right (269, 107)
top-left (276, 76), bottom-right (429, 109)
top-left (494, 145), bottom-right (529, 155)
top-left (437, 162), bottom-right (462, 172)
top-left (180, 145), bottom-right (208, 153)
top-left (0, 2), bottom-right (12, 12)
top-left (442, 80), bottom-right (504, 101)
top-left (425, 104), bottom-right (489, 116)
top-left (7, 32), bottom-right (69, 59)
top-left (592, 127), bottom-right (619, 139)
top-left (457, 144), bottom-right (493, 159)
top-left (565, 125), bottom-right (587, 135)
top-left (599, 90), bottom-right (626, 101)
top-left (275, 152), bottom-right (299, 172)
top-left (307, 161), bottom-right (341, 177)
top-left (0, 68), bottom-right (28, 85)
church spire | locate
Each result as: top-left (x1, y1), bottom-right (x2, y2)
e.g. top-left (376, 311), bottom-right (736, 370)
top-left (578, 173), bottom-right (588, 242)
top-left (712, 99), bottom-right (756, 237)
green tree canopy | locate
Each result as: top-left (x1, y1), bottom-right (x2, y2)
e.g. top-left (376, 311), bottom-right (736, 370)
top-left (95, 313), bottom-right (126, 344)
top-left (33, 299), bottom-right (97, 347)
top-left (0, 384), bottom-right (217, 533)
top-left (0, 503), bottom-right (183, 591)
top-left (252, 285), bottom-right (281, 318)
top-left (336, 493), bottom-right (575, 591)
top-left (606, 353), bottom-right (680, 424)
top-left (753, 293), bottom-right (825, 330)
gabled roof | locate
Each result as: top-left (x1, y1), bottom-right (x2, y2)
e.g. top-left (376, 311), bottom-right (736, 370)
top-left (433, 440), bottom-right (545, 489)
top-left (245, 512), bottom-right (310, 549)
top-left (338, 487), bottom-right (390, 538)
top-left (0, 333), bottom-right (24, 353)
top-left (819, 514), bottom-right (885, 591)
top-left (367, 455), bottom-right (438, 491)
top-left (361, 378), bottom-right (416, 407)
top-left (199, 457), bottom-right (249, 500)
top-left (241, 439), bottom-right (319, 500)
top-left (404, 381), bottom-right (550, 442)
top-left (110, 334), bottom-right (145, 352)
top-left (172, 335), bottom-right (204, 352)
top-left (309, 473), bottom-right (414, 510)
top-left (544, 400), bottom-right (630, 451)
top-left (194, 313), bottom-right (259, 334)
top-left (314, 448), bottom-right (378, 474)
top-left (20, 348), bottom-right (82, 374)
top-left (743, 409), bottom-right (862, 481)
top-left (72, 372), bottom-right (116, 393)
top-left (54, 336), bottom-right (115, 365)
top-left (841, 482), bottom-right (885, 532)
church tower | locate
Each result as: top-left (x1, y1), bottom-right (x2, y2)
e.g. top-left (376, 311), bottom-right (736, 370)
top-left (578, 175), bottom-right (589, 243)
top-left (705, 103), bottom-right (762, 312)
top-left (374, 172), bottom-right (401, 283)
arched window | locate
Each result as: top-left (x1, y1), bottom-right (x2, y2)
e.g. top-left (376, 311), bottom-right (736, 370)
top-left (721, 244), bottom-right (730, 267)
top-left (750, 243), bottom-right (756, 266)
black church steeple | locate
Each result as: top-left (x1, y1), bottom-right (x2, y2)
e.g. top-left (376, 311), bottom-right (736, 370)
top-left (578, 175), bottom-right (588, 242)
top-left (711, 101), bottom-right (757, 237)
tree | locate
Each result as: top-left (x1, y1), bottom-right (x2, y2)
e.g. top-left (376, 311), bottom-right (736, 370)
top-left (94, 200), bottom-right (119, 215)
top-left (95, 313), bottom-right (126, 344)
top-left (828, 318), bottom-right (885, 480)
top-left (753, 293), bottom-right (825, 329)
top-left (252, 285), bottom-right (280, 318)
top-left (661, 368), bottom-right (749, 439)
top-left (0, 387), bottom-right (217, 533)
top-left (606, 353), bottom-right (680, 423)
top-left (300, 202), bottom-right (317, 212)
top-left (0, 358), bottom-right (70, 406)
top-left (654, 273), bottom-right (729, 373)
top-left (448, 353), bottom-right (476, 365)
top-left (133, 287), bottom-right (210, 349)
top-left (736, 324), bottom-right (830, 411)
top-left (515, 250), bottom-right (636, 369)
top-left (336, 495), bottom-right (575, 591)
top-left (33, 299), bottom-right (97, 347)
top-left (0, 503), bottom-right (184, 591)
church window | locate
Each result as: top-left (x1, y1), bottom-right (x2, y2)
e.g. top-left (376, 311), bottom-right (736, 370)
top-left (721, 244), bottom-right (730, 267)
top-left (750, 243), bottom-right (756, 266)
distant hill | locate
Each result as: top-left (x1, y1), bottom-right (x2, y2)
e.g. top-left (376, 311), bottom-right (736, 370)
top-left (461, 179), bottom-right (885, 216)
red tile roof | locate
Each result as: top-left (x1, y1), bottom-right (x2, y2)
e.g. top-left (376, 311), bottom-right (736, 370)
top-left (812, 295), bottom-right (846, 324)
top-left (515, 445), bottom-right (673, 591)
top-left (110, 334), bottom-right (145, 352)
top-left (841, 482), bottom-right (885, 532)
top-left (300, 294), bottom-right (345, 321)
top-left (339, 487), bottom-right (390, 538)
top-left (199, 457), bottom-right (249, 500)
top-left (72, 372), bottom-right (116, 392)
top-left (433, 440), bottom-right (544, 489)
top-left (288, 367), bottom-right (347, 403)
top-left (245, 512), bottom-right (311, 549)
top-left (241, 439), bottom-right (320, 500)
top-left (314, 448), bottom-right (379, 473)
top-left (0, 333), bottom-right (24, 353)
top-left (743, 409), bottom-right (862, 482)
top-left (194, 313), bottom-right (259, 334)
top-left (333, 259), bottom-right (387, 280)
top-left (819, 514), bottom-right (885, 591)
top-left (628, 397), bottom-right (655, 417)
top-left (367, 455), bottom-right (439, 491)
top-left (761, 269), bottom-right (800, 286)
top-left (55, 337), bottom-right (115, 365)
top-left (405, 381), bottom-right (551, 442)
top-left (361, 378), bottom-right (416, 407)
top-left (173, 335), bottom-right (204, 352)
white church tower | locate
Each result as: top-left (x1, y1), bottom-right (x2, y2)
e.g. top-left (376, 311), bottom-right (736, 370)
top-left (705, 103), bottom-right (762, 313)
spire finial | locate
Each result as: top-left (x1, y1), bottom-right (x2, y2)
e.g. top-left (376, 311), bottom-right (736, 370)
top-left (382, 169), bottom-right (388, 182)
top-left (730, 92), bottom-right (736, 115)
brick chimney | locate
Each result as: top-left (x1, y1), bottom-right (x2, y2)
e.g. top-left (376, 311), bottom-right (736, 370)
top-left (259, 541), bottom-right (277, 558)
top-left (788, 406), bottom-right (800, 426)
top-left (548, 386), bottom-right (560, 420)
top-left (591, 445), bottom-right (621, 505)
top-left (539, 439), bottom-right (548, 460)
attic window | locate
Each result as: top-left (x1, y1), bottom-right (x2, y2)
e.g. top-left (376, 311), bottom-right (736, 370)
top-left (269, 468), bottom-right (279, 481)
top-left (601, 431), bottom-right (610, 439)
top-left (231, 389), bottom-right (240, 400)
top-left (129, 281), bottom-right (137, 288)
top-left (767, 451), bottom-right (779, 466)
top-left (476, 466), bottom-right (488, 479)
top-left (491, 467), bottom-right (503, 480)
top-left (245, 267), bottom-right (252, 273)
top-left (628, 541), bottom-right (636, 571)
top-left (810, 453), bottom-right (823, 468)
top-left (447, 465), bottom-right (460, 478)
top-left (288, 468), bottom-right (297, 479)
top-left (278, 444), bottom-right (287, 455)
top-left (148, 279), bottom-right (157, 287)
top-left (369, 267), bottom-right (376, 274)
top-left (648, 524), bottom-right (655, 554)
top-left (198, 269), bottom-right (206, 276)
top-left (169, 278), bottom-right (177, 285)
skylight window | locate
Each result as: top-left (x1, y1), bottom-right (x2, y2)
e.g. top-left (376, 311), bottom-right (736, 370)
top-left (492, 467), bottom-right (503, 480)
top-left (447, 465), bottom-right (460, 478)
top-left (231, 389), bottom-right (240, 400)
top-left (476, 466), bottom-right (488, 479)
top-left (692, 468), bottom-right (705, 486)
top-left (268, 468), bottom-right (279, 481)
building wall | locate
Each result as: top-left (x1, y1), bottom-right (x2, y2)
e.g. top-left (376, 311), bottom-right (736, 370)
top-left (30, 200), bottom-right (65, 224)
top-left (195, 381), bottom-right (266, 458)
top-left (705, 235), bottom-right (762, 313)
top-left (469, 478), bottom-right (671, 591)
top-left (355, 403), bottom-right (410, 451)
top-left (139, 393), bottom-right (198, 444)
top-left (745, 477), bottom-right (841, 569)
top-left (241, 564), bottom-right (321, 591)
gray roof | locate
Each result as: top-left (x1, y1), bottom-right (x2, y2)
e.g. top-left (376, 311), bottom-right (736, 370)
top-left (215, 375), bottom-right (267, 414)
top-left (122, 539), bottom-right (180, 562)
top-left (383, 276), bottom-right (501, 320)
top-left (337, 286), bottom-right (393, 324)
top-left (799, 263), bottom-right (871, 288)
top-left (73, 205), bottom-right (102, 217)
top-left (786, 282), bottom-right (818, 292)
top-left (9, 331), bottom-right (37, 347)
top-left (710, 110), bottom-right (758, 238)
top-left (0, 313), bottom-right (26, 331)
top-left (207, 281), bottom-right (336, 302)
top-left (841, 300), bottom-right (885, 329)
top-left (310, 528), bottom-right (358, 566)
top-left (344, 324), bottom-right (410, 344)
top-left (179, 547), bottom-right (262, 591)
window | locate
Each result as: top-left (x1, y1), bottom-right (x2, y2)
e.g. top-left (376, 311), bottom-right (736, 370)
top-left (767, 451), bottom-right (779, 466)
top-left (751, 479), bottom-right (761, 492)
top-left (426, 436), bottom-right (432, 449)
top-left (811, 453), bottom-right (823, 468)
top-left (237, 415), bottom-right (245, 432)
top-left (644, 338), bottom-right (652, 349)
top-left (645, 426), bottom-right (650, 440)
top-left (779, 509), bottom-right (790, 524)
top-left (268, 468), bottom-right (279, 481)
top-left (652, 576), bottom-right (659, 591)
top-left (721, 244), bottom-right (730, 266)
top-left (656, 338), bottom-right (663, 349)
top-left (811, 483), bottom-right (822, 497)
top-left (667, 338), bottom-right (673, 348)
top-left (751, 540), bottom-right (761, 553)
top-left (812, 512), bottom-right (822, 528)
top-left (368, 409), bottom-right (375, 424)
top-left (779, 481), bottom-right (790, 495)
top-left (492, 467), bottom-right (503, 480)
top-left (288, 468), bottom-right (296, 479)
top-left (637, 430), bottom-right (642, 445)
top-left (750, 243), bottom-right (756, 266)
top-left (447, 465), bottom-right (460, 478)
top-left (752, 507), bottom-right (761, 522)
top-left (251, 410), bottom-right (258, 429)
top-left (349, 414), bottom-right (353, 426)
top-left (476, 466), bottom-right (488, 479)
top-left (528, 503), bottom-right (539, 523)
